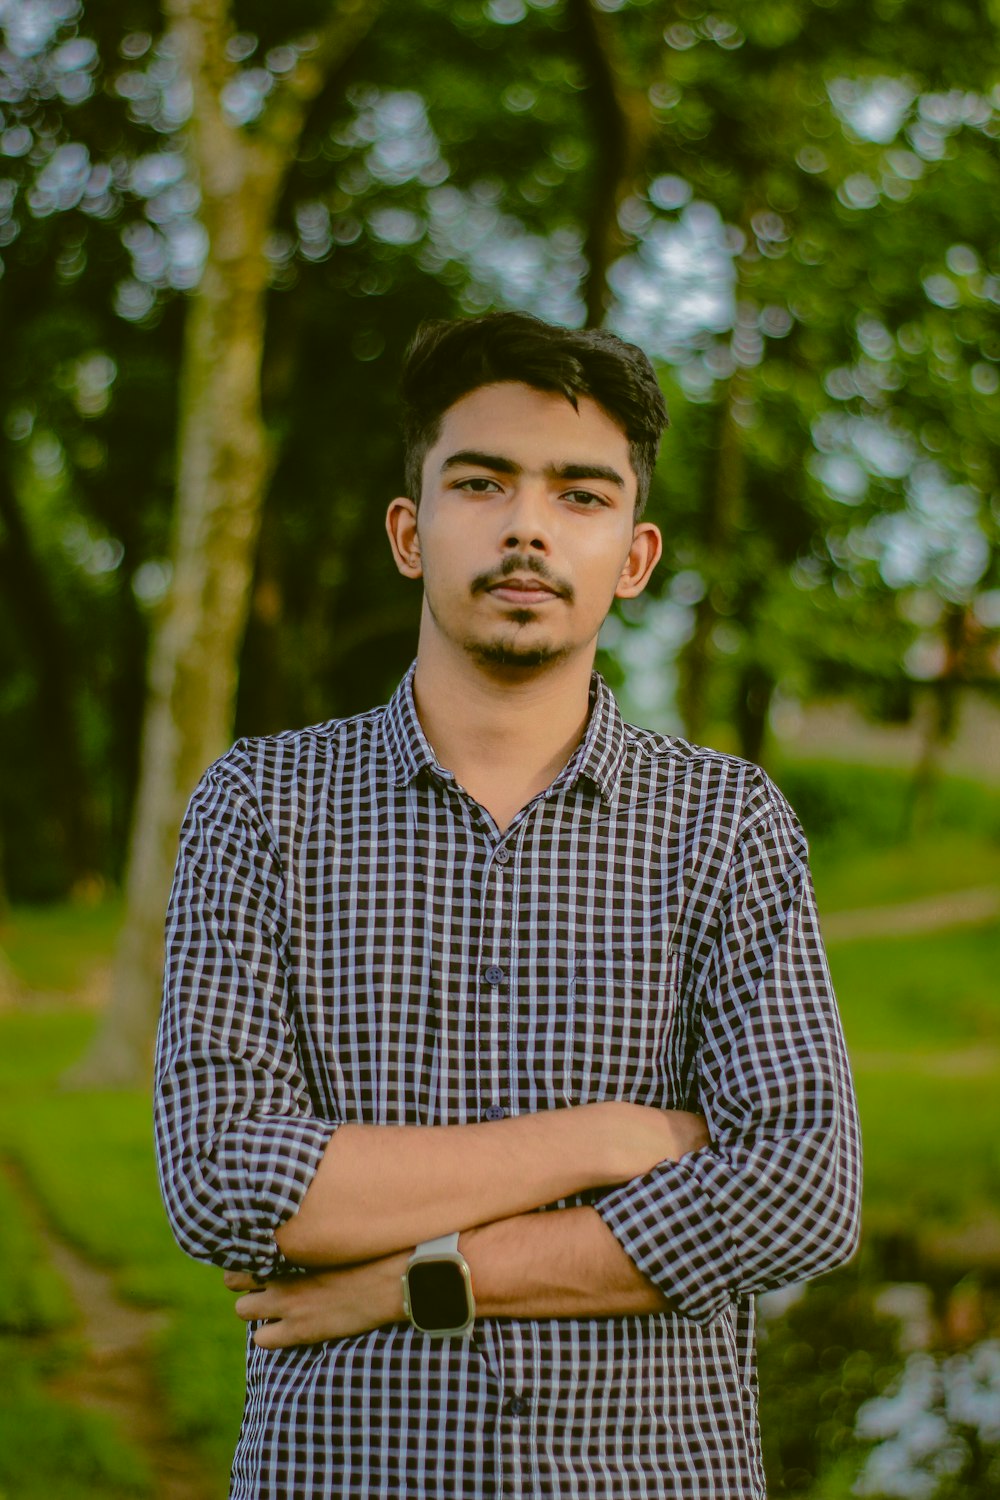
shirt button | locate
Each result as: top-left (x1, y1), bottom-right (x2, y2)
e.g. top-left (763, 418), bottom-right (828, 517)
top-left (484, 964), bottom-right (505, 986)
top-left (494, 845), bottom-right (511, 865)
top-left (483, 1104), bottom-right (507, 1122)
top-left (504, 1394), bottom-right (529, 1417)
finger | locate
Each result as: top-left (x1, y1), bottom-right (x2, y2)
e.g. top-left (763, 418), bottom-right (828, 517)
top-left (253, 1318), bottom-right (330, 1350)
top-left (224, 1271), bottom-right (263, 1292)
top-left (253, 1320), bottom-right (297, 1350)
top-left (235, 1291), bottom-right (275, 1322)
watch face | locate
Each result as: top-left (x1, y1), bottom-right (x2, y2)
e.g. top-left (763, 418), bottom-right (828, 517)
top-left (408, 1260), bottom-right (470, 1332)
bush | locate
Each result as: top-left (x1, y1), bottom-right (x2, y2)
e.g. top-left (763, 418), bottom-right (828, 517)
top-left (771, 761), bottom-right (1000, 854)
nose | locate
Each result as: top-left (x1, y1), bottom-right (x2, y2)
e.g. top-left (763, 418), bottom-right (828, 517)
top-left (501, 482), bottom-right (550, 554)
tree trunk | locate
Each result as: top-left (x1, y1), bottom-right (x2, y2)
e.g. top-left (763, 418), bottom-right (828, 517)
top-left (734, 661), bottom-right (775, 766)
top-left (566, 0), bottom-right (654, 328)
top-left (907, 602), bottom-right (968, 836)
top-left (675, 374), bottom-right (747, 743)
top-left (66, 0), bottom-right (382, 1088)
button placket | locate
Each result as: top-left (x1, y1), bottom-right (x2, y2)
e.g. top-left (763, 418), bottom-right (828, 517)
top-left (475, 828), bottom-right (514, 1131)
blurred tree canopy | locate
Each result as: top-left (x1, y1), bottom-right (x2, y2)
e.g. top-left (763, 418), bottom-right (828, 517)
top-left (1, 0), bottom-right (998, 912)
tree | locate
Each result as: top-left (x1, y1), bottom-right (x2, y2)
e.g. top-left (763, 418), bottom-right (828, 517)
top-left (69, 0), bottom-right (382, 1086)
top-left (0, 0), bottom-right (995, 1079)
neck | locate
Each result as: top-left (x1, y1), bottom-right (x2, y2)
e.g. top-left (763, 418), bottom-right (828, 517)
top-left (411, 620), bottom-right (596, 827)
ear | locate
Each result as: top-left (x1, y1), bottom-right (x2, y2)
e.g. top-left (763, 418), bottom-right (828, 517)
top-left (614, 521), bottom-right (662, 599)
top-left (386, 497), bottom-right (422, 580)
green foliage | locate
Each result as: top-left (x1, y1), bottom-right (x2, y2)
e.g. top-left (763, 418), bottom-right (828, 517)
top-left (1, 1087), bottom-right (211, 1305)
top-left (774, 759), bottom-right (1000, 852)
top-left (757, 1269), bottom-right (900, 1497)
top-left (1, 0), bottom-right (998, 897)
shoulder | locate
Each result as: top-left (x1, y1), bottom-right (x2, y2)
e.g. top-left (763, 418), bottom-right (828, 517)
top-left (619, 722), bottom-right (804, 845)
top-left (621, 721), bottom-right (784, 812)
top-left (193, 704), bottom-right (388, 822)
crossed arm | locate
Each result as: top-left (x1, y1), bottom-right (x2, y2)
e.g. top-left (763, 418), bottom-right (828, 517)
top-left (162, 767), bottom-right (861, 1348)
top-left (228, 1102), bottom-right (709, 1347)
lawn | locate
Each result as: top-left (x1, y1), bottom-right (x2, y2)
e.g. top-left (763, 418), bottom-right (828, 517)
top-left (0, 759), bottom-right (997, 1497)
top-left (0, 1009), bottom-right (243, 1498)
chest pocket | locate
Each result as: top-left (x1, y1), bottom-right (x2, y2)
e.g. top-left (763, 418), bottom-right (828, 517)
top-left (561, 948), bottom-right (679, 1108)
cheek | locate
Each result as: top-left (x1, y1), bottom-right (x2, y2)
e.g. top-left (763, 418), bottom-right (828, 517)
top-left (576, 546), bottom-right (632, 599)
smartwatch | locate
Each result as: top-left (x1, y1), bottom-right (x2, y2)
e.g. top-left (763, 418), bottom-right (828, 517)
top-left (402, 1232), bottom-right (476, 1337)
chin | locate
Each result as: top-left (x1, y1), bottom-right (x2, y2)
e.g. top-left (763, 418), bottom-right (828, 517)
top-left (464, 635), bottom-right (568, 670)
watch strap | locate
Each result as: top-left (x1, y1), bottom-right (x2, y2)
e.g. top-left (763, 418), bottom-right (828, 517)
top-left (410, 1232), bottom-right (460, 1260)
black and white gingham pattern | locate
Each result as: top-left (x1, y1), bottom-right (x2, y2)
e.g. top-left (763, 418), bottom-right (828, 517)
top-left (155, 666), bottom-right (861, 1500)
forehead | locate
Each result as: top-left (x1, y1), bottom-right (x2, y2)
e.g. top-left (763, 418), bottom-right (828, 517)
top-left (429, 381), bottom-right (634, 479)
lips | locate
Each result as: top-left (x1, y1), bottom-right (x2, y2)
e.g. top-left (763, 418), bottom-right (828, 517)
top-left (487, 578), bottom-right (561, 602)
top-left (489, 579), bottom-right (556, 593)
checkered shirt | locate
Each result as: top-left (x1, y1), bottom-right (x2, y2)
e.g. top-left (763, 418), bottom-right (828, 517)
top-left (155, 665), bottom-right (861, 1499)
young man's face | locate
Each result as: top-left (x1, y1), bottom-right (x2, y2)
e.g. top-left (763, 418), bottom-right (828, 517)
top-left (387, 381), bottom-right (662, 672)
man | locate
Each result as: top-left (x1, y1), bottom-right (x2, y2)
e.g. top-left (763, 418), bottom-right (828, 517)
top-left (155, 311), bottom-right (861, 1499)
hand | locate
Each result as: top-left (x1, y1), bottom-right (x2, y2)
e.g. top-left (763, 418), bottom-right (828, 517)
top-left (223, 1251), bottom-right (409, 1349)
top-left (588, 1101), bottom-right (710, 1184)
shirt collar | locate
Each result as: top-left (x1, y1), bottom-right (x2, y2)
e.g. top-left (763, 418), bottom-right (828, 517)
top-left (383, 662), bottom-right (627, 805)
top-left (382, 663), bottom-right (439, 787)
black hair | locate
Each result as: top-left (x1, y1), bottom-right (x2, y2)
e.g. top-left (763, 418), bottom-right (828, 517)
top-left (400, 311), bottom-right (668, 518)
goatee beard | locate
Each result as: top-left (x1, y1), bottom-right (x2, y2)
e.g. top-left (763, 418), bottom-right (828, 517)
top-left (465, 637), bottom-right (569, 670)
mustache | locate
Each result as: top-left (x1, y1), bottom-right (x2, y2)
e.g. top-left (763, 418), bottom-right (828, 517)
top-left (470, 554), bottom-right (574, 602)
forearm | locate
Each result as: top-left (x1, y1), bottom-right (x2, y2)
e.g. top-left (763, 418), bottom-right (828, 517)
top-left (275, 1103), bottom-right (706, 1267)
top-left (234, 1204), bottom-right (672, 1347)
top-left (461, 1206), bottom-right (673, 1320)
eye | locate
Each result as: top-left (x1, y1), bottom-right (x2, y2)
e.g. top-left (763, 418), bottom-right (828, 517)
top-left (453, 476), bottom-right (502, 494)
top-left (564, 489), bottom-right (608, 508)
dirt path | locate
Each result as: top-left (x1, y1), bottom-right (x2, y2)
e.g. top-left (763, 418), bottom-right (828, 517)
top-left (2, 1156), bottom-right (219, 1500)
top-left (822, 884), bottom-right (1000, 942)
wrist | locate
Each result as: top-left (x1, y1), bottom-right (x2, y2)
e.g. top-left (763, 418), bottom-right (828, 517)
top-left (457, 1220), bottom-right (502, 1319)
top-left (381, 1249), bottom-right (411, 1325)
top-left (402, 1234), bottom-right (476, 1336)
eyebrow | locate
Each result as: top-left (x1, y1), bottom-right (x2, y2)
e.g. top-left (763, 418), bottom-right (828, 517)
top-left (440, 450), bottom-right (627, 489)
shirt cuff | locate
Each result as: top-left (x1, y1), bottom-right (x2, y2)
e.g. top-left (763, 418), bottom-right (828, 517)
top-left (207, 1115), bottom-right (340, 1276)
top-left (592, 1153), bottom-right (741, 1325)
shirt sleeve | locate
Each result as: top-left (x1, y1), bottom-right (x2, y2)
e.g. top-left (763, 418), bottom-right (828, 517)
top-left (153, 756), bottom-right (340, 1276)
top-left (592, 775), bottom-right (862, 1324)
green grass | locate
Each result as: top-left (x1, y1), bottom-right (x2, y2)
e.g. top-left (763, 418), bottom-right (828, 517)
top-left (0, 1009), bottom-right (244, 1493)
top-left (0, 899), bottom-right (121, 992)
top-left (825, 920), bottom-right (1000, 1249)
top-left (0, 1009), bottom-right (98, 1089)
top-left (828, 923), bottom-right (1000, 1052)
top-left (0, 1172), bottom-right (74, 1335)
top-left (0, 762), bottom-right (997, 1494)
top-left (812, 829), bottom-right (1000, 915)
top-left (0, 1355), bottom-right (152, 1500)
top-left (851, 1068), bottom-right (1000, 1239)
top-left (0, 1020), bottom-right (157, 1500)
